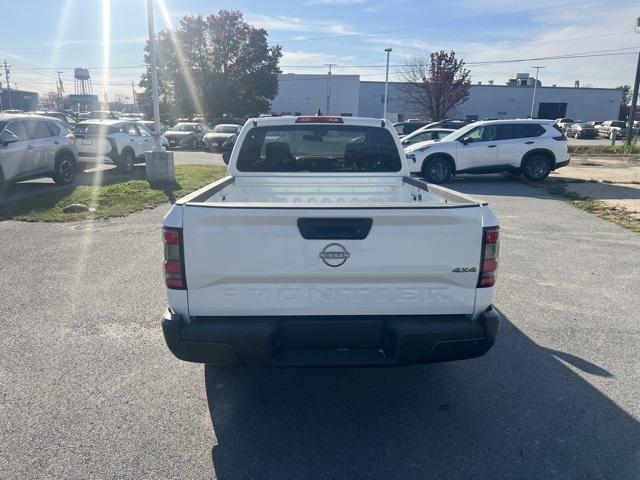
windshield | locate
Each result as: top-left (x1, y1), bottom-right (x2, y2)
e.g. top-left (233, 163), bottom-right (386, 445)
top-left (236, 125), bottom-right (401, 172)
top-left (171, 124), bottom-right (197, 131)
top-left (212, 125), bottom-right (238, 133)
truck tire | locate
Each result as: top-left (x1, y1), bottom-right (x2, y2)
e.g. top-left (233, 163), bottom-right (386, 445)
top-left (52, 152), bottom-right (76, 185)
top-left (522, 154), bottom-right (551, 182)
top-left (117, 148), bottom-right (135, 174)
top-left (422, 156), bottom-right (453, 184)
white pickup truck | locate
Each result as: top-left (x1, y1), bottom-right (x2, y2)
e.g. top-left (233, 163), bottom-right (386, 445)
top-left (161, 115), bottom-right (500, 367)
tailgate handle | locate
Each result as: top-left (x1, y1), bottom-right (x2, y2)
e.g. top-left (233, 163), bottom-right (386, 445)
top-left (297, 218), bottom-right (373, 240)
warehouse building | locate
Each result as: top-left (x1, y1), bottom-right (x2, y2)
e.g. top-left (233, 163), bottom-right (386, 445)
top-left (0, 88), bottom-right (38, 112)
top-left (271, 73), bottom-right (622, 122)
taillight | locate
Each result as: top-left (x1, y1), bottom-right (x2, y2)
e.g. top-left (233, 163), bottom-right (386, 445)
top-left (295, 116), bottom-right (343, 123)
top-left (163, 227), bottom-right (186, 289)
top-left (553, 135), bottom-right (567, 141)
top-left (478, 226), bottom-right (499, 288)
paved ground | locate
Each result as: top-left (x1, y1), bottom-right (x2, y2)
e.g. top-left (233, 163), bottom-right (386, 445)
top-left (0, 175), bottom-right (639, 479)
top-left (551, 155), bottom-right (640, 215)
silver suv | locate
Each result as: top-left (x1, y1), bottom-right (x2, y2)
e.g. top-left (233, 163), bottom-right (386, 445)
top-left (0, 114), bottom-right (78, 190)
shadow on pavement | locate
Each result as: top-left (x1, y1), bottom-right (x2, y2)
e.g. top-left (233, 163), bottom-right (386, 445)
top-left (0, 165), bottom-right (146, 206)
top-left (204, 311), bottom-right (639, 479)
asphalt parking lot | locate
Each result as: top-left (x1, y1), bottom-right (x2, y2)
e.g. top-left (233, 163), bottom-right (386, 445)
top-left (0, 170), bottom-right (638, 479)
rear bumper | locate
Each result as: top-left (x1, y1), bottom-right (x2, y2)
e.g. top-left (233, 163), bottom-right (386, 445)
top-left (161, 307), bottom-right (500, 367)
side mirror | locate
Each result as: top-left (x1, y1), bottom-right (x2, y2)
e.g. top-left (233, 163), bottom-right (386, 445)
top-left (406, 153), bottom-right (416, 163)
top-left (460, 136), bottom-right (473, 145)
top-left (0, 131), bottom-right (19, 146)
top-left (222, 151), bottom-right (231, 165)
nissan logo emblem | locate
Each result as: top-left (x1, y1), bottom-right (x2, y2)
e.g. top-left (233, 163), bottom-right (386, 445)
top-left (319, 243), bottom-right (350, 267)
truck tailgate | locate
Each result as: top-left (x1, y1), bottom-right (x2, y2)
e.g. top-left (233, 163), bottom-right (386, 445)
top-left (182, 205), bottom-right (483, 317)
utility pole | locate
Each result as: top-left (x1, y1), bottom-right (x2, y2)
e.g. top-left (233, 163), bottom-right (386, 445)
top-left (324, 63), bottom-right (336, 115)
top-left (627, 52), bottom-right (640, 145)
top-left (4, 60), bottom-right (12, 109)
top-left (626, 18), bottom-right (640, 145)
top-left (57, 72), bottom-right (64, 110)
top-left (529, 66), bottom-right (545, 119)
top-left (383, 48), bottom-right (392, 121)
top-left (131, 80), bottom-right (137, 109)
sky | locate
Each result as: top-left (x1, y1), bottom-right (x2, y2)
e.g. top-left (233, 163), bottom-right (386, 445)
top-left (1, 0), bottom-right (639, 102)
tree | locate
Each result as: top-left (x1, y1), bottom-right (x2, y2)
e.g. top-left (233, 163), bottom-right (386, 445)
top-left (617, 84), bottom-right (631, 121)
top-left (139, 10), bottom-right (282, 122)
top-left (398, 51), bottom-right (471, 121)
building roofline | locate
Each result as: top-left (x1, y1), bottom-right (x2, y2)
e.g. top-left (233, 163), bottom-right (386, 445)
top-left (359, 80), bottom-right (621, 92)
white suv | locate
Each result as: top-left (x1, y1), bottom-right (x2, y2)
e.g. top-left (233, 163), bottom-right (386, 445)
top-left (405, 119), bottom-right (570, 183)
top-left (74, 120), bottom-right (169, 173)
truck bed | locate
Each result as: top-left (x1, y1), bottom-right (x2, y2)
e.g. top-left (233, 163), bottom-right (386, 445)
top-left (178, 176), bottom-right (482, 208)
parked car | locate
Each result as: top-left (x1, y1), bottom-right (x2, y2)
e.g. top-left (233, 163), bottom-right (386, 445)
top-left (202, 124), bottom-right (242, 150)
top-left (596, 120), bottom-right (627, 139)
top-left (164, 122), bottom-right (208, 150)
top-left (401, 128), bottom-right (455, 147)
top-left (405, 119), bottom-right (570, 183)
top-left (88, 111), bottom-right (120, 120)
top-left (566, 123), bottom-right (598, 139)
top-left (555, 118), bottom-right (575, 131)
top-left (425, 118), bottom-right (475, 130)
top-left (74, 120), bottom-right (169, 173)
top-left (32, 111), bottom-right (77, 129)
top-left (161, 115), bottom-right (501, 367)
top-left (0, 113), bottom-right (78, 189)
top-left (137, 120), bottom-right (168, 135)
top-left (393, 121), bottom-right (428, 137)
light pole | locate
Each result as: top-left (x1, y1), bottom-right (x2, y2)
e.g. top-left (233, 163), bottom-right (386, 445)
top-left (530, 66), bottom-right (545, 119)
top-left (383, 48), bottom-right (392, 120)
top-left (144, 0), bottom-right (174, 182)
top-left (324, 63), bottom-right (336, 115)
top-left (146, 0), bottom-right (161, 151)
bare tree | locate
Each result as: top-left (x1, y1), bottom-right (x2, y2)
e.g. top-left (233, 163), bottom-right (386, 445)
top-left (399, 50), bottom-right (471, 121)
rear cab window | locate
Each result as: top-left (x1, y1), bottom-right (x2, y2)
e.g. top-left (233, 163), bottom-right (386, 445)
top-left (236, 125), bottom-right (402, 173)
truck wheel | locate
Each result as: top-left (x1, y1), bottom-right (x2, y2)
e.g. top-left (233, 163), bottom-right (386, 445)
top-left (422, 156), bottom-right (453, 184)
top-left (52, 152), bottom-right (76, 185)
top-left (522, 155), bottom-right (551, 182)
top-left (117, 149), bottom-right (135, 174)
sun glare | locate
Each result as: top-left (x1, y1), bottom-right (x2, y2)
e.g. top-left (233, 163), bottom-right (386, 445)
top-left (156, 0), bottom-right (205, 118)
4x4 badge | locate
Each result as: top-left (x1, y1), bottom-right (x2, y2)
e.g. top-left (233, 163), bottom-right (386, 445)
top-left (452, 267), bottom-right (477, 273)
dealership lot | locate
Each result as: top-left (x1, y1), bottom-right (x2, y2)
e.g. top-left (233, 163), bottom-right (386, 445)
top-left (0, 174), bottom-right (638, 479)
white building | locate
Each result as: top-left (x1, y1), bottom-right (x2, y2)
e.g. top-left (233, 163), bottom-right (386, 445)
top-left (270, 73), bottom-right (622, 122)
